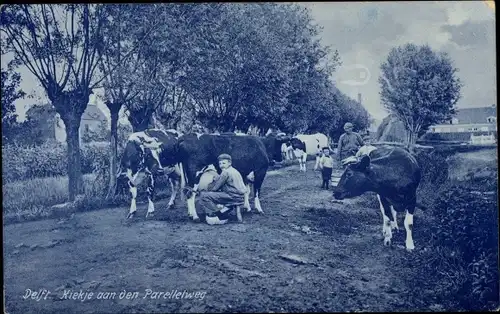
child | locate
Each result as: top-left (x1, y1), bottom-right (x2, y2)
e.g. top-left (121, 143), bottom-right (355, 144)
top-left (318, 147), bottom-right (334, 190)
top-left (356, 136), bottom-right (377, 157)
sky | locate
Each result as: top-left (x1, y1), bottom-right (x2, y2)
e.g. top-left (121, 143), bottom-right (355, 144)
top-left (6, 1), bottom-right (497, 127)
top-left (302, 1), bottom-right (496, 124)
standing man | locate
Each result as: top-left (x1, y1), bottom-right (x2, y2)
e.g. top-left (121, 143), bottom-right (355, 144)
top-left (196, 154), bottom-right (248, 225)
top-left (337, 122), bottom-right (364, 167)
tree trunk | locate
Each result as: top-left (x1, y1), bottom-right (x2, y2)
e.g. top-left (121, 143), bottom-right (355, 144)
top-left (65, 119), bottom-right (83, 201)
top-left (106, 108), bottom-right (120, 200)
top-left (129, 112), bottom-right (153, 132)
top-left (407, 130), bottom-right (417, 153)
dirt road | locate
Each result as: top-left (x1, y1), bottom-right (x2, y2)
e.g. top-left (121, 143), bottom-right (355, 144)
top-left (4, 161), bottom-right (433, 313)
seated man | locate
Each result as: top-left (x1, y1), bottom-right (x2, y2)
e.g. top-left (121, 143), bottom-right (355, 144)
top-left (196, 153), bottom-right (247, 225)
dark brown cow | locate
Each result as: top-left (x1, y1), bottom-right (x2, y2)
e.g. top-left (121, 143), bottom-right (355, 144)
top-left (177, 133), bottom-right (270, 221)
top-left (332, 146), bottom-right (427, 251)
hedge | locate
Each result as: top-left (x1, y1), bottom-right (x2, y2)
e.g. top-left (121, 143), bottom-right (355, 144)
top-left (2, 141), bottom-right (124, 183)
top-left (426, 181), bottom-right (499, 311)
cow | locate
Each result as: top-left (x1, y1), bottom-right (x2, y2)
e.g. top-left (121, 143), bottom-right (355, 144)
top-left (177, 133), bottom-right (270, 222)
top-left (332, 146), bottom-right (426, 251)
top-left (216, 131), bottom-right (290, 165)
top-left (116, 128), bottom-right (185, 219)
top-left (288, 133), bottom-right (329, 171)
top-left (258, 132), bottom-right (291, 165)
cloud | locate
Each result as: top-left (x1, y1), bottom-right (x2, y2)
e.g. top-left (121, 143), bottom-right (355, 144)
top-left (441, 20), bottom-right (495, 47)
top-left (303, 1), bottom-right (496, 122)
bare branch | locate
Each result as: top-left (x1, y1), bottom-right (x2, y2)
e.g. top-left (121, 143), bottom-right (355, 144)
top-left (2, 27), bottom-right (48, 90)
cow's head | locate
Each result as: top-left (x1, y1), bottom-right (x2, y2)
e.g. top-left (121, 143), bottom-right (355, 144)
top-left (121, 140), bottom-right (145, 174)
top-left (115, 139), bottom-right (146, 193)
top-left (333, 155), bottom-right (373, 200)
top-left (266, 132), bottom-right (291, 163)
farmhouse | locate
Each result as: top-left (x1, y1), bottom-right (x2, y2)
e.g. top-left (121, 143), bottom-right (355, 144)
top-left (422, 104), bottom-right (497, 144)
top-left (55, 104), bottom-right (108, 144)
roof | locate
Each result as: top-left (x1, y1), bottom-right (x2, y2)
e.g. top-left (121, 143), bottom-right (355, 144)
top-left (82, 104), bottom-right (107, 122)
top-left (453, 105), bottom-right (497, 124)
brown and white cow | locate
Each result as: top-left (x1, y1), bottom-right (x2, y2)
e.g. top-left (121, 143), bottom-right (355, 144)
top-left (116, 128), bottom-right (184, 219)
top-left (332, 146), bottom-right (427, 251)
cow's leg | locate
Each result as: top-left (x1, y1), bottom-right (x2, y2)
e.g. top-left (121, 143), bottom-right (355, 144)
top-left (301, 152), bottom-right (307, 172)
top-left (145, 171), bottom-right (156, 218)
top-left (390, 206), bottom-right (399, 231)
top-left (376, 194), bottom-right (393, 246)
top-left (187, 184), bottom-right (200, 222)
top-left (254, 189), bottom-right (263, 213)
top-left (126, 170), bottom-right (144, 219)
top-left (314, 155), bottom-right (321, 171)
top-left (244, 183), bottom-right (251, 212)
top-left (253, 170), bottom-right (266, 214)
top-left (178, 163), bottom-right (186, 202)
top-left (404, 197), bottom-right (417, 251)
top-left (236, 206), bottom-right (243, 223)
top-left (404, 210), bottom-right (415, 251)
top-left (127, 181), bottom-right (138, 219)
top-left (294, 149), bottom-right (302, 170)
top-left (167, 176), bottom-right (178, 209)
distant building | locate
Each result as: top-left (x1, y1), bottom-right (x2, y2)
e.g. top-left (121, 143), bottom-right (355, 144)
top-left (422, 104), bottom-right (497, 144)
top-left (55, 104), bottom-right (108, 144)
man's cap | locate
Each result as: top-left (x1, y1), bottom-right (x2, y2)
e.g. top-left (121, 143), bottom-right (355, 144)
top-left (363, 135), bottom-right (371, 141)
top-left (218, 153), bottom-right (232, 161)
top-left (344, 122), bottom-right (354, 130)
top-left (322, 146), bottom-right (330, 151)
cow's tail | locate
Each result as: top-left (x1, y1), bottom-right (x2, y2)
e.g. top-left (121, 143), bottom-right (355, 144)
top-left (110, 164), bottom-right (125, 198)
top-left (116, 164), bottom-right (123, 178)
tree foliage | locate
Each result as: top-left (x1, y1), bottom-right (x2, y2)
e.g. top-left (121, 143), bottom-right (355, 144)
top-left (2, 3), bottom-right (377, 198)
top-left (379, 43), bottom-right (463, 148)
top-left (1, 68), bottom-right (26, 142)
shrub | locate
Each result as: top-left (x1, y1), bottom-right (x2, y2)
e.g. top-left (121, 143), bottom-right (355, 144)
top-left (426, 184), bottom-right (499, 311)
top-left (2, 141), bottom-right (68, 182)
top-left (414, 149), bottom-right (451, 207)
top-left (414, 149), bottom-right (449, 187)
top-left (2, 141), bottom-right (125, 183)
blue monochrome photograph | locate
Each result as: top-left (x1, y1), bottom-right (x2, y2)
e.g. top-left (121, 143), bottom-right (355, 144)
top-left (1, 2), bottom-right (498, 313)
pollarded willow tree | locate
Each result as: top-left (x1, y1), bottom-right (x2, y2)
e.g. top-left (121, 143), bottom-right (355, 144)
top-left (379, 43), bottom-right (463, 150)
top-left (1, 4), bottom-right (108, 200)
top-left (98, 4), bottom-right (168, 198)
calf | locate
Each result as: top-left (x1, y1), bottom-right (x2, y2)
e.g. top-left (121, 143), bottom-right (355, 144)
top-left (116, 128), bottom-right (184, 219)
top-left (177, 133), bottom-right (270, 222)
top-left (332, 146), bottom-right (426, 251)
